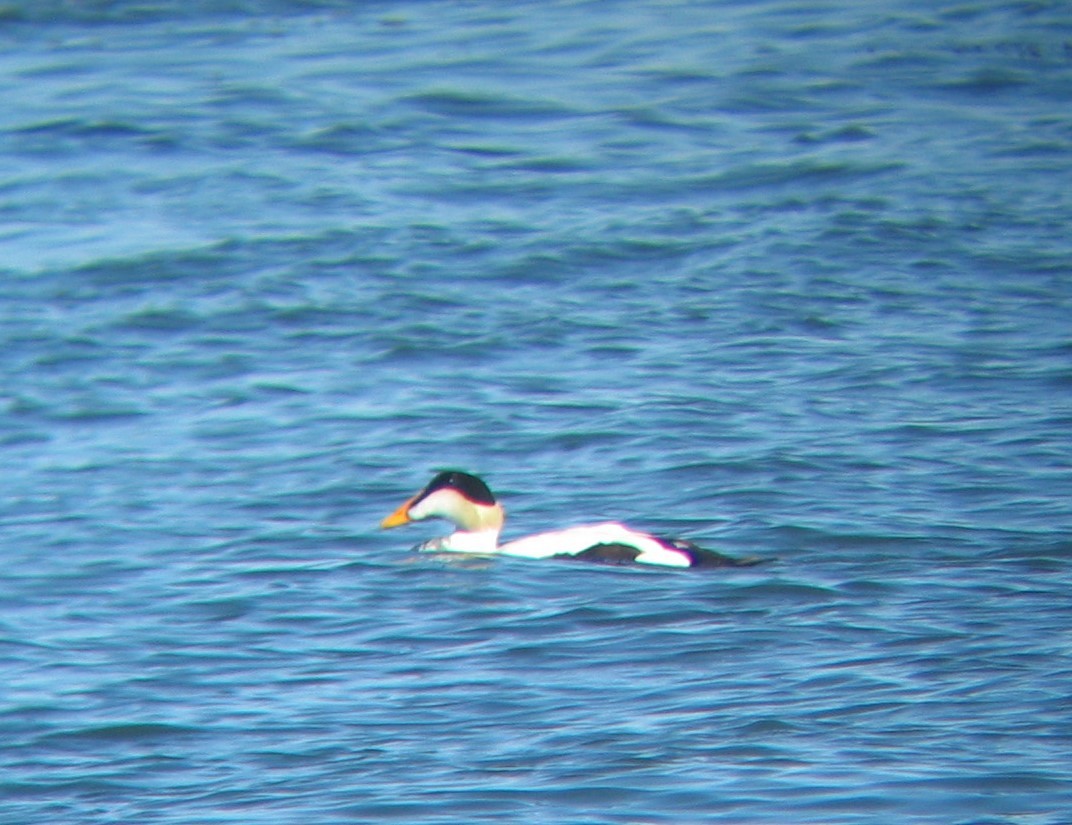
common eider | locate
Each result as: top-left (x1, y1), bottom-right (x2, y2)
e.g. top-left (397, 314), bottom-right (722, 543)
top-left (381, 470), bottom-right (759, 569)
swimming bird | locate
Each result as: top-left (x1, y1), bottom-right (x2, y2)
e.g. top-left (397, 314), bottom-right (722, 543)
top-left (380, 470), bottom-right (759, 569)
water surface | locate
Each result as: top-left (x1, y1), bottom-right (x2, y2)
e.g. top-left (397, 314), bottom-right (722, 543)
top-left (2, 1), bottom-right (1071, 822)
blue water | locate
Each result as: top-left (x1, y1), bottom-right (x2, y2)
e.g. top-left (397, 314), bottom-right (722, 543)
top-left (2, 1), bottom-right (1072, 822)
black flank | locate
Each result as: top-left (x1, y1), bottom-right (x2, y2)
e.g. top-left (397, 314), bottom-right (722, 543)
top-left (566, 543), bottom-right (642, 565)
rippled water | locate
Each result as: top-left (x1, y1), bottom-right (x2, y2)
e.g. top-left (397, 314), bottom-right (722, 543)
top-left (2, 1), bottom-right (1072, 822)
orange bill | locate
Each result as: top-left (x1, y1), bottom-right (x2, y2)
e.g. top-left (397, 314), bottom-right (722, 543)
top-left (380, 497), bottom-right (415, 529)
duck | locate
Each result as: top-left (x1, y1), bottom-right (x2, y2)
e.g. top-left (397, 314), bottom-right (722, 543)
top-left (380, 470), bottom-right (759, 569)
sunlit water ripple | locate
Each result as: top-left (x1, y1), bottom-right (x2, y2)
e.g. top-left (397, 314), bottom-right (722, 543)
top-left (2, 1), bottom-right (1071, 822)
